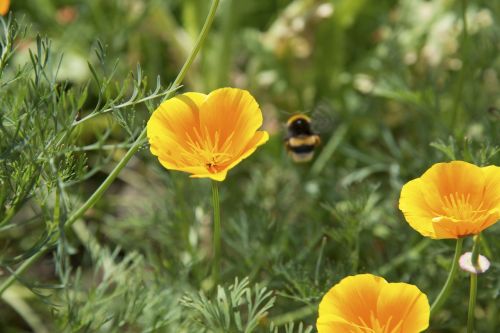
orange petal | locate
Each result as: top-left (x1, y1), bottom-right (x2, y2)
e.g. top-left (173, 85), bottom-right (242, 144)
top-left (431, 217), bottom-right (484, 238)
top-left (481, 165), bottom-right (500, 211)
top-left (200, 88), bottom-right (264, 153)
top-left (377, 282), bottom-right (430, 333)
top-left (0, 0), bottom-right (10, 16)
top-left (147, 92), bottom-right (206, 155)
top-left (317, 315), bottom-right (370, 333)
top-left (318, 274), bottom-right (387, 330)
top-left (157, 157), bottom-right (207, 175)
top-left (422, 161), bottom-right (485, 209)
top-left (399, 178), bottom-right (439, 238)
top-left (190, 170), bottom-right (228, 182)
top-left (222, 131), bottom-right (269, 172)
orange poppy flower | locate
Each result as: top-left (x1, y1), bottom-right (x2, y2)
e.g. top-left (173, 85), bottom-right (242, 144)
top-left (147, 88), bottom-right (269, 181)
top-left (0, 0), bottom-right (10, 16)
top-left (399, 161), bottom-right (500, 239)
top-left (317, 274), bottom-right (429, 333)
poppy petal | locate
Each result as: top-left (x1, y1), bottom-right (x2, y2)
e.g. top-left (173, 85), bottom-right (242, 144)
top-left (317, 315), bottom-right (370, 333)
top-left (0, 0), bottom-right (9, 16)
top-left (377, 282), bottom-right (430, 333)
top-left (147, 92), bottom-right (206, 155)
top-left (422, 161), bottom-right (485, 208)
top-left (481, 165), bottom-right (500, 210)
top-left (200, 88), bottom-right (263, 152)
top-left (221, 131), bottom-right (269, 172)
top-left (399, 178), bottom-right (440, 238)
top-left (318, 274), bottom-right (386, 330)
top-left (190, 170), bottom-right (228, 182)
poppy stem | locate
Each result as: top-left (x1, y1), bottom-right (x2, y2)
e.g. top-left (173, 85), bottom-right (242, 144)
top-left (430, 238), bottom-right (464, 316)
top-left (470, 234), bottom-right (480, 269)
top-left (467, 234), bottom-right (480, 333)
top-left (467, 271), bottom-right (478, 333)
top-left (211, 181), bottom-right (222, 284)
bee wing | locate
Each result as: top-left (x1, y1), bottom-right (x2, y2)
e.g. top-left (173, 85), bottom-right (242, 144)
top-left (310, 100), bottom-right (335, 134)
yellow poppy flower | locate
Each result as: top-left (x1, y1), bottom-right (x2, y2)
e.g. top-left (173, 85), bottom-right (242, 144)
top-left (317, 274), bottom-right (429, 333)
top-left (0, 0), bottom-right (10, 16)
top-left (147, 87), bottom-right (269, 181)
top-left (399, 161), bottom-right (500, 239)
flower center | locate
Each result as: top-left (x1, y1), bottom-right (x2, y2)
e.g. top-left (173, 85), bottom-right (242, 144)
top-left (352, 312), bottom-right (403, 333)
top-left (432, 192), bottom-right (486, 223)
top-left (184, 126), bottom-right (235, 173)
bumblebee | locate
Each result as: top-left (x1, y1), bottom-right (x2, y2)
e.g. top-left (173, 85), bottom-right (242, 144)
top-left (285, 114), bottom-right (321, 162)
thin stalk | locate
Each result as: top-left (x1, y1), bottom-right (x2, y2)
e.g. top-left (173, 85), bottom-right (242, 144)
top-left (211, 181), bottom-right (222, 283)
top-left (467, 273), bottom-right (477, 332)
top-left (2, 288), bottom-right (49, 333)
top-left (314, 236), bottom-right (327, 286)
top-left (471, 234), bottom-right (480, 268)
top-left (378, 239), bottom-right (430, 276)
top-left (0, 249), bottom-right (48, 296)
top-left (467, 234), bottom-right (480, 333)
top-left (0, 15), bottom-right (15, 77)
top-left (269, 305), bottom-right (316, 327)
top-left (450, 0), bottom-right (468, 132)
top-left (0, 0), bottom-right (221, 297)
top-left (430, 238), bottom-right (464, 316)
top-left (72, 86), bottom-right (181, 126)
top-left (214, 0), bottom-right (236, 87)
top-left (461, 0), bottom-right (468, 44)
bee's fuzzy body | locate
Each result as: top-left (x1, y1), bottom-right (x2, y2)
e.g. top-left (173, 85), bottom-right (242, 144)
top-left (285, 114), bottom-right (321, 162)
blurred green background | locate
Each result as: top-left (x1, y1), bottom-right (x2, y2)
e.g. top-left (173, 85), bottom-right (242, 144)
top-left (0, 0), bottom-right (499, 332)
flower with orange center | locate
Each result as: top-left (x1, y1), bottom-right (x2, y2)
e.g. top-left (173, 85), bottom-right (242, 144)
top-left (147, 87), bottom-right (269, 181)
top-left (317, 274), bottom-right (429, 333)
top-left (399, 161), bottom-right (500, 239)
top-left (0, 0), bottom-right (10, 16)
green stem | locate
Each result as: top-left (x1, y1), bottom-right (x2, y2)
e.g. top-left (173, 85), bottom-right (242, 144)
top-left (0, 15), bottom-right (14, 77)
top-left (269, 305), bottom-right (316, 327)
top-left (471, 234), bottom-right (480, 269)
top-left (314, 236), bottom-right (327, 286)
top-left (2, 288), bottom-right (49, 333)
top-left (0, 0), bottom-right (221, 297)
top-left (430, 238), bottom-right (464, 316)
top-left (451, 0), bottom-right (468, 132)
top-left (211, 181), bottom-right (222, 283)
top-left (0, 249), bottom-right (49, 295)
top-left (467, 272), bottom-right (477, 333)
top-left (378, 239), bottom-right (430, 276)
top-left (461, 0), bottom-right (468, 39)
top-left (214, 0), bottom-right (236, 87)
top-left (467, 234), bottom-right (480, 333)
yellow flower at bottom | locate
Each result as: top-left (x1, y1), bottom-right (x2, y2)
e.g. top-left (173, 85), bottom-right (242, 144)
top-left (0, 0), bottom-right (10, 16)
top-left (147, 88), bottom-right (269, 181)
top-left (317, 274), bottom-right (429, 333)
top-left (399, 161), bottom-right (500, 239)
